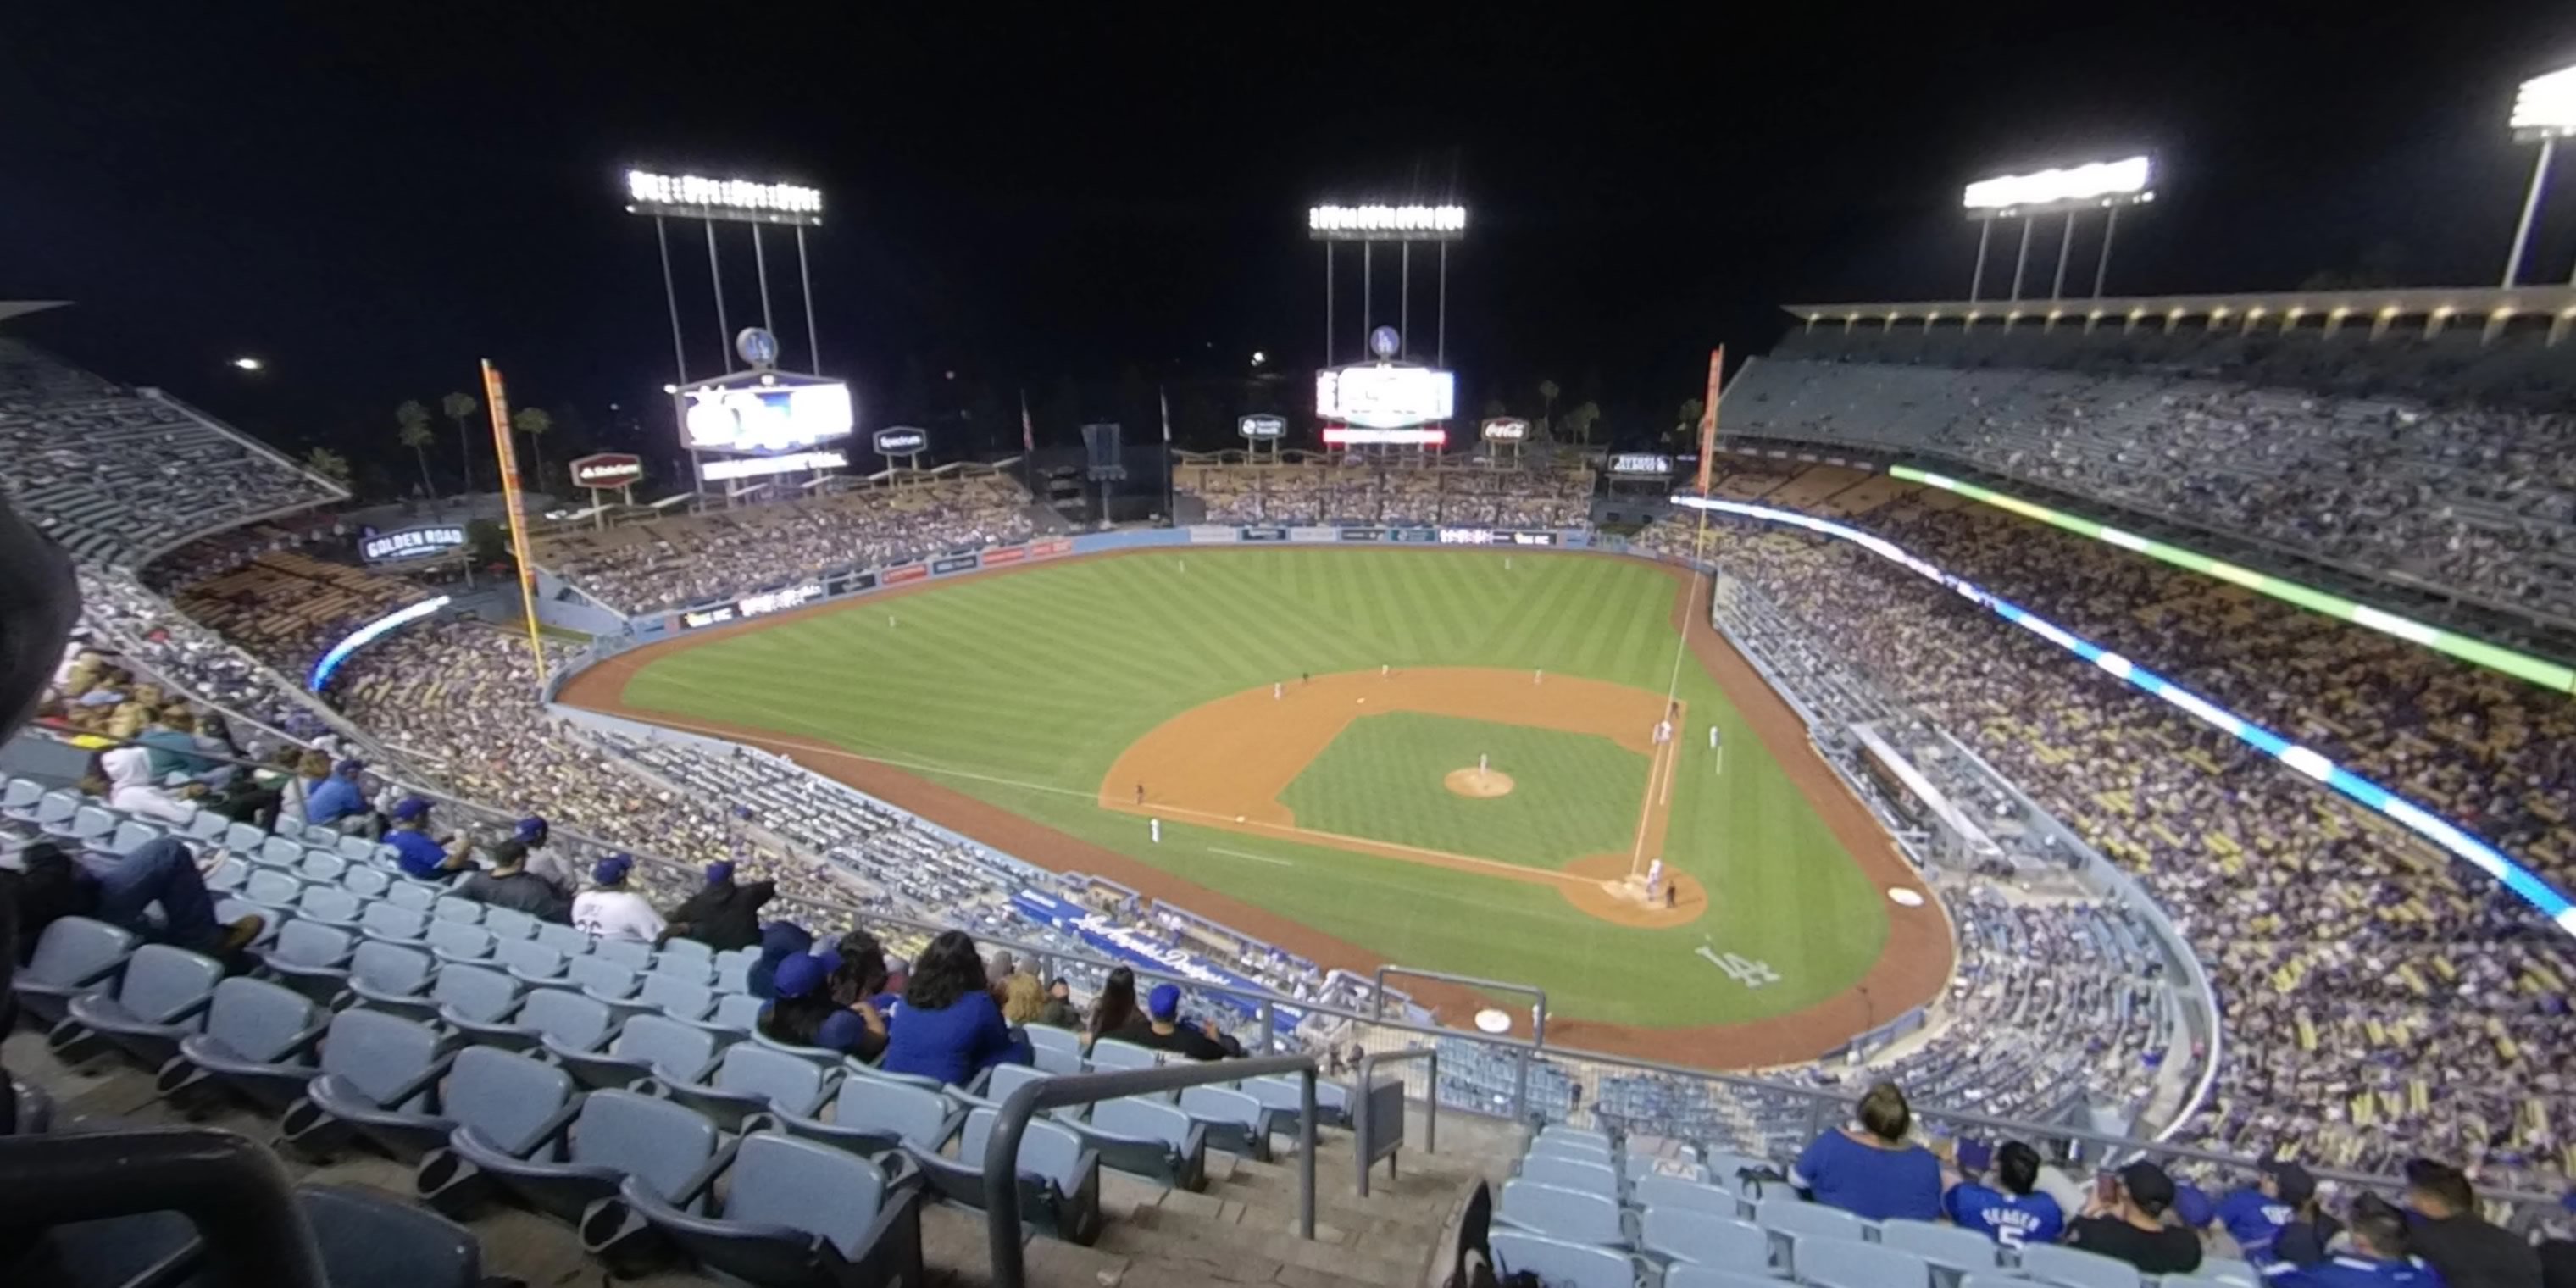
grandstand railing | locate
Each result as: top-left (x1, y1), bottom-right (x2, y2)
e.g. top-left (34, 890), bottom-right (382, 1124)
top-left (984, 1056), bottom-right (1321, 1287)
top-left (1352, 1047), bottom-right (1439, 1198)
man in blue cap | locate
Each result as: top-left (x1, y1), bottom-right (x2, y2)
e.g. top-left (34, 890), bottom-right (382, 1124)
top-left (570, 853), bottom-right (666, 943)
top-left (1116, 983), bottom-right (1232, 1060)
top-left (2213, 1158), bottom-right (2318, 1264)
top-left (1945, 1139), bottom-right (2065, 1249)
top-left (2272, 1199), bottom-right (2446, 1287)
top-left (663, 859), bottom-right (774, 952)
top-left (383, 796), bottom-right (472, 880)
top-left (303, 758), bottom-right (370, 829)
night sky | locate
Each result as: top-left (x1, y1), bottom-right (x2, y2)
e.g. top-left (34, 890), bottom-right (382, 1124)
top-left (2, 6), bottom-right (2569, 490)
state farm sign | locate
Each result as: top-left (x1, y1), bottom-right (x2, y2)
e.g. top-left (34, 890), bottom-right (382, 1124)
top-left (569, 452), bottom-right (644, 488)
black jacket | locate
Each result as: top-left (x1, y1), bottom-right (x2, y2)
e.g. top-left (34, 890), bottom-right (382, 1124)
top-left (665, 878), bottom-right (775, 951)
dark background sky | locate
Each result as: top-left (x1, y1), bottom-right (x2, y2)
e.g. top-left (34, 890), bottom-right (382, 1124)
top-left (2, 5), bottom-right (2571, 490)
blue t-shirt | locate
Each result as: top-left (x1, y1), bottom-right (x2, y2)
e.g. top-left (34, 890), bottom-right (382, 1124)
top-left (1793, 1130), bottom-right (1942, 1222)
top-left (2217, 1187), bottom-right (2298, 1260)
top-left (304, 776), bottom-right (365, 824)
top-left (878, 991), bottom-right (1030, 1088)
top-left (1945, 1181), bottom-right (2066, 1249)
top-left (386, 829), bottom-right (452, 880)
top-left (2269, 1254), bottom-right (2446, 1288)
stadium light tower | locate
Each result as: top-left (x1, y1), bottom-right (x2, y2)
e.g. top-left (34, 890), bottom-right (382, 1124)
top-left (1962, 155), bottom-right (2155, 303)
top-left (1308, 203), bottom-right (1466, 366)
top-left (2503, 63), bottom-right (2576, 286)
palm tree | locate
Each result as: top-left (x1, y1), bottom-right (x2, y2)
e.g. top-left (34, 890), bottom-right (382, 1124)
top-left (1536, 379), bottom-right (1560, 441)
top-left (396, 400), bottom-right (436, 498)
top-left (303, 447), bottom-right (352, 486)
top-left (1563, 400), bottom-right (1602, 447)
top-left (512, 406), bottom-right (553, 491)
top-left (441, 391), bottom-right (479, 493)
top-left (1671, 397), bottom-right (1705, 449)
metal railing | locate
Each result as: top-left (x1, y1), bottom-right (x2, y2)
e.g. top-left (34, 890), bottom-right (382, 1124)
top-left (0, 1127), bottom-right (329, 1288)
top-left (984, 1055), bottom-right (1319, 1288)
top-left (1352, 1047), bottom-right (1438, 1198)
top-left (1373, 965), bottom-right (1545, 1119)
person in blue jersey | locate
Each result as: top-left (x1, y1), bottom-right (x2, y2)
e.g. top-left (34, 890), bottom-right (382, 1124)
top-left (2273, 1199), bottom-right (2447, 1288)
top-left (382, 797), bottom-right (472, 880)
top-left (2213, 1159), bottom-right (2318, 1264)
top-left (877, 930), bottom-right (1030, 1088)
top-left (303, 758), bottom-right (370, 829)
top-left (1791, 1081), bottom-right (1942, 1222)
top-left (1946, 1139), bottom-right (2067, 1250)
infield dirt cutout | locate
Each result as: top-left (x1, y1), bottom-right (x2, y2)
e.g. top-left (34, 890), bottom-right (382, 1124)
top-left (1102, 667), bottom-right (1704, 929)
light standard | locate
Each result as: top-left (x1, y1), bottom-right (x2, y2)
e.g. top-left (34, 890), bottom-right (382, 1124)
top-left (1962, 155), bottom-right (2157, 303)
top-left (2503, 64), bottom-right (2576, 287)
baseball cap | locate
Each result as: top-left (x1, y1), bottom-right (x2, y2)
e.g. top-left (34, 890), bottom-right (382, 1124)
top-left (514, 815), bottom-right (548, 840)
top-left (1147, 983), bottom-right (1181, 1021)
top-left (1954, 1138), bottom-right (1994, 1174)
top-left (2263, 1159), bottom-right (2317, 1206)
top-left (335, 758), bottom-right (365, 774)
top-left (391, 797), bottom-right (432, 822)
top-left (592, 853), bottom-right (634, 885)
top-left (2172, 1180), bottom-right (2216, 1230)
top-left (2119, 1161), bottom-right (2177, 1215)
top-left (774, 952), bottom-right (832, 1000)
top-left (706, 861), bottom-right (735, 886)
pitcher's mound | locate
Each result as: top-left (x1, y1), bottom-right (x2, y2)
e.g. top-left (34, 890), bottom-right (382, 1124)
top-left (1444, 768), bottom-right (1515, 798)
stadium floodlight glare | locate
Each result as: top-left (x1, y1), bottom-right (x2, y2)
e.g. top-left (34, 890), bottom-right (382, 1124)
top-left (2511, 64), bottom-right (2576, 138)
top-left (2502, 64), bottom-right (2576, 286)
top-left (230, 356), bottom-right (264, 371)
top-left (624, 169), bottom-right (824, 226)
top-left (1307, 203), bottom-right (1467, 242)
top-left (1962, 155), bottom-right (2154, 215)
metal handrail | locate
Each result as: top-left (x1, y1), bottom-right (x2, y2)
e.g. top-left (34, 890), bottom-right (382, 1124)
top-left (1373, 965), bottom-right (1545, 1118)
top-left (0, 1127), bottom-right (329, 1288)
top-left (985, 1055), bottom-right (1320, 1288)
top-left (1352, 1046), bottom-right (1438, 1198)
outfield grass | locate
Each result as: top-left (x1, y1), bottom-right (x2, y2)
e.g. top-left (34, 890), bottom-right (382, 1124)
top-left (1280, 713), bottom-right (1644, 868)
top-left (613, 548), bottom-right (1890, 1029)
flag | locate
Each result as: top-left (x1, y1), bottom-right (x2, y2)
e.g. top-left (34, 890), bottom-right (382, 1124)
top-left (1158, 386), bottom-right (1172, 444)
top-left (1019, 390), bottom-right (1034, 454)
top-left (1696, 345), bottom-right (1725, 497)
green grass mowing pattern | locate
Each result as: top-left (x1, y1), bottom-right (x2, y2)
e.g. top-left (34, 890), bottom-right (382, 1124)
top-left (614, 548), bottom-right (1891, 1029)
top-left (1278, 712), bottom-right (1645, 868)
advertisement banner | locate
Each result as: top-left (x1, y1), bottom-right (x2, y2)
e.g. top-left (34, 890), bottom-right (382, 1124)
top-left (930, 553), bottom-right (980, 576)
top-left (1010, 891), bottom-right (1302, 1033)
top-left (883, 564), bottom-right (928, 585)
top-left (824, 570), bottom-right (878, 597)
top-left (981, 545), bottom-right (1027, 566)
top-left (1240, 527), bottom-right (1288, 541)
top-left (1436, 528), bottom-right (1561, 547)
top-left (569, 452), bottom-right (645, 489)
top-left (1186, 525), bottom-right (1241, 544)
top-left (1339, 528), bottom-right (1384, 542)
top-left (1287, 526), bottom-right (1340, 542)
top-left (359, 525), bottom-right (468, 564)
top-left (676, 582), bottom-right (825, 630)
top-left (1386, 528), bottom-right (1438, 543)
top-left (1030, 538), bottom-right (1074, 558)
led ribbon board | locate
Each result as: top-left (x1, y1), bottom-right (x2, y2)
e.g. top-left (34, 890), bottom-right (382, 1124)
top-left (1669, 492), bottom-right (2576, 937)
top-left (1890, 466), bottom-right (2576, 695)
top-left (308, 596), bottom-right (451, 691)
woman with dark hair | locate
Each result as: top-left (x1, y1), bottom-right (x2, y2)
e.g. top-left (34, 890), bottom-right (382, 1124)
top-left (830, 930), bottom-right (892, 1010)
top-left (1085, 966), bottom-right (1139, 1051)
top-left (1791, 1080), bottom-right (1942, 1221)
top-left (879, 930), bottom-right (1029, 1086)
top-left (757, 952), bottom-right (886, 1059)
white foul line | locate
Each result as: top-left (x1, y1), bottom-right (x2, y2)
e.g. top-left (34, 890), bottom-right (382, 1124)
top-left (1208, 847), bottom-right (1297, 868)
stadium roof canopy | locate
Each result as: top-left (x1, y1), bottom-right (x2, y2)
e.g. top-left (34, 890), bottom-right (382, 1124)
top-left (1784, 285), bottom-right (2576, 343)
top-left (0, 301), bottom-right (69, 325)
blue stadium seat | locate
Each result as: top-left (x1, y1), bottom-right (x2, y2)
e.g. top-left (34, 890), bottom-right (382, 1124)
top-left (704, 990), bottom-right (768, 1035)
top-left (359, 902), bottom-right (431, 946)
top-left (535, 921), bottom-right (593, 956)
top-left (1521, 1152), bottom-right (1622, 1198)
top-left (1796, 1235), bottom-right (1929, 1288)
top-left (295, 850), bottom-right (347, 884)
top-left (258, 836), bottom-right (307, 869)
top-left (634, 972), bottom-right (715, 1023)
top-left (237, 867), bottom-right (305, 912)
top-left (1639, 1208), bottom-right (1770, 1272)
top-left (2016, 1243), bottom-right (2141, 1288)
top-left (223, 819), bottom-right (269, 852)
top-left (426, 962), bottom-right (522, 1024)
top-left (431, 896), bottom-right (484, 924)
top-left (904, 1107), bottom-right (1102, 1245)
top-left (1755, 1194), bottom-right (1870, 1258)
top-left (1634, 1173), bottom-right (1739, 1219)
top-left (258, 919), bottom-right (358, 1002)
top-left (1080, 1095), bottom-right (1207, 1189)
top-left (2198, 1257), bottom-right (2260, 1285)
top-left (1879, 1217), bottom-right (2002, 1273)
top-left (1025, 1022), bottom-right (1084, 1074)
top-left (162, 975), bottom-right (330, 1113)
top-left (210, 897), bottom-right (281, 947)
top-left (283, 1008), bottom-right (456, 1160)
top-left (568, 955), bottom-right (641, 1003)
top-left (778, 1075), bottom-right (964, 1159)
top-left (1490, 1229), bottom-right (1642, 1288)
top-left (521, 987), bottom-right (620, 1058)
top-left (204, 854), bottom-right (250, 892)
top-left (53, 942), bottom-right (225, 1069)
top-left (11, 914), bottom-right (137, 1024)
top-left (1177, 1084), bottom-right (1268, 1160)
top-left (292, 883), bottom-right (364, 931)
top-left (649, 952), bottom-right (713, 986)
top-left (414, 1047), bottom-right (583, 1214)
top-left (1625, 1152), bottom-right (1709, 1182)
top-left (443, 1086), bottom-right (719, 1230)
top-left (1663, 1264), bottom-right (1787, 1288)
top-left (425, 920), bottom-right (495, 965)
top-left (494, 936), bottom-right (567, 985)
top-left (480, 907), bottom-right (540, 941)
top-left (341, 865), bottom-right (392, 900)
top-left (298, 1182), bottom-right (487, 1288)
top-left (1499, 1179), bottom-right (1629, 1248)
top-left (593, 937), bottom-right (653, 969)
top-left (383, 881), bottom-right (439, 913)
top-left (31, 789), bottom-right (81, 837)
top-left (658, 1041), bottom-right (843, 1132)
top-left (657, 935), bottom-right (716, 966)
top-left (614, 1131), bottom-right (926, 1288)
top-left (1, 774), bottom-right (45, 821)
top-left (186, 807), bottom-right (230, 841)
top-left (550, 1012), bottom-right (722, 1091)
top-left (336, 834), bottom-right (383, 863)
top-left (345, 941), bottom-right (439, 1018)
top-left (713, 952), bottom-right (752, 995)
top-left (106, 819), bottom-right (164, 858)
top-left (1086, 1035), bottom-right (1160, 1074)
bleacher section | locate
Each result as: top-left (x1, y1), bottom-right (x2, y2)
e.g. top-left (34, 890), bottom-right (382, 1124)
top-left (1177, 460), bottom-right (1595, 529)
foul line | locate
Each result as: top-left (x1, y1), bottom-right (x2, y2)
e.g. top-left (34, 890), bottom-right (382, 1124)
top-left (1207, 847), bottom-right (1297, 867)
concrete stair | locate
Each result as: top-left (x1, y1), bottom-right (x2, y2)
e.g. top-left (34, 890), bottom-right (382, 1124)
top-left (8, 1028), bottom-right (1525, 1288)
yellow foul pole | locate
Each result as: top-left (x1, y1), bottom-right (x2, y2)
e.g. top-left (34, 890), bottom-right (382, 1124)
top-left (480, 360), bottom-right (548, 686)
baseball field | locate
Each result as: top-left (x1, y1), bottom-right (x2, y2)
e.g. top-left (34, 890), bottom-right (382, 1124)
top-left (559, 547), bottom-right (1952, 1066)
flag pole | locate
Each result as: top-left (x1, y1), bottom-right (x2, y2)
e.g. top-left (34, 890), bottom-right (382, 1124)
top-left (481, 359), bottom-right (548, 692)
top-left (1159, 385), bottom-right (1175, 522)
